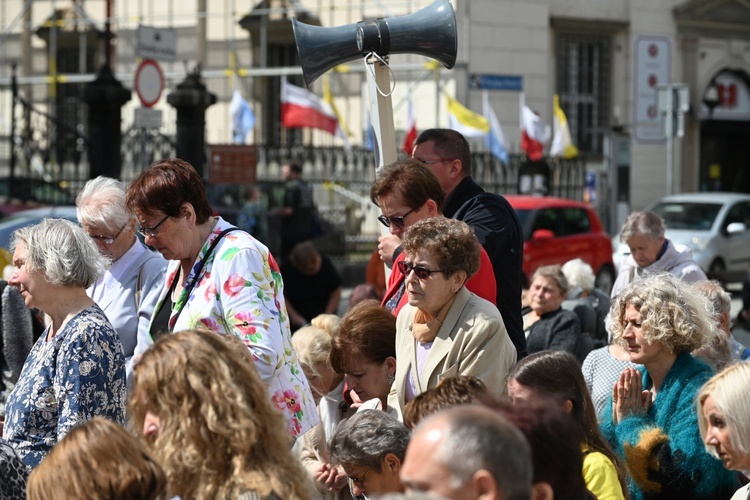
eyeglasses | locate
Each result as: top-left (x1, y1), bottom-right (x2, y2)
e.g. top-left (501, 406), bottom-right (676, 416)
top-left (377, 207), bottom-right (417, 228)
top-left (397, 260), bottom-right (445, 280)
top-left (348, 464), bottom-right (373, 500)
top-left (137, 214), bottom-right (169, 238)
top-left (88, 224), bottom-right (127, 245)
top-left (417, 157), bottom-right (455, 165)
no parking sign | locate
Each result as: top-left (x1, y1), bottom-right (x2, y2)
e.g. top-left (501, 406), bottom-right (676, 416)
top-left (134, 59), bottom-right (164, 108)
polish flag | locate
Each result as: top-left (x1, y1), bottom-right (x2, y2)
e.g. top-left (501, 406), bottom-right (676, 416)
top-left (520, 95), bottom-right (550, 161)
top-left (281, 78), bottom-right (338, 135)
top-left (402, 93), bottom-right (417, 155)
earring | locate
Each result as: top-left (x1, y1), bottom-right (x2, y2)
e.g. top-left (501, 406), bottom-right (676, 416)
top-left (386, 373), bottom-right (395, 385)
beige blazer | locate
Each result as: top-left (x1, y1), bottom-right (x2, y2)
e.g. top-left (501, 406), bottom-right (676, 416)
top-left (388, 287), bottom-right (517, 418)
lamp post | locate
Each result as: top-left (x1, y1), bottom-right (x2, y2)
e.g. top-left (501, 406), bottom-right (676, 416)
top-left (703, 80), bottom-right (720, 118)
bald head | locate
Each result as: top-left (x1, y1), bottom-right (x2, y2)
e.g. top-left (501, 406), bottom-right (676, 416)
top-left (401, 405), bottom-right (532, 500)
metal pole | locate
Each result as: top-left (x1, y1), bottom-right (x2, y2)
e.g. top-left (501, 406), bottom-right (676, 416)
top-left (666, 87), bottom-right (674, 196)
top-left (197, 0), bottom-right (207, 68)
top-left (10, 63), bottom-right (17, 182)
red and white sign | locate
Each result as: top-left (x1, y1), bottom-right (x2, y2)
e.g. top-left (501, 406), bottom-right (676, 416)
top-left (701, 71), bottom-right (750, 121)
top-left (135, 59), bottom-right (165, 108)
top-left (633, 36), bottom-right (672, 143)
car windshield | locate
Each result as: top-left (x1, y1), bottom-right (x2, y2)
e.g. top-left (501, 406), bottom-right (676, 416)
top-left (513, 209), bottom-right (533, 240)
top-left (650, 202), bottom-right (722, 231)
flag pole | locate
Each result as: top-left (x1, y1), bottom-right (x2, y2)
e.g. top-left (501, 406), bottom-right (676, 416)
top-left (365, 54), bottom-right (397, 170)
top-left (364, 54), bottom-right (397, 281)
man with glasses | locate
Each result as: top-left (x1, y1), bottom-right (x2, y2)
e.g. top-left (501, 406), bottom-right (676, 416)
top-left (371, 159), bottom-right (497, 317)
top-left (76, 177), bottom-right (166, 379)
top-left (411, 129), bottom-right (525, 359)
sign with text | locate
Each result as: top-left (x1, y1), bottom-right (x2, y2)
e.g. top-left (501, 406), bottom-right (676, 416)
top-left (137, 25), bottom-right (177, 62)
top-left (633, 36), bottom-right (671, 144)
top-left (469, 74), bottom-right (523, 91)
top-left (134, 107), bottom-right (163, 129)
top-left (209, 145), bottom-right (257, 185)
top-left (700, 71), bottom-right (750, 120)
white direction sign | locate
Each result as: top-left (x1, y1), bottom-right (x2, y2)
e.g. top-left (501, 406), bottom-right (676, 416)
top-left (137, 25), bottom-right (177, 62)
top-left (135, 107), bottom-right (163, 129)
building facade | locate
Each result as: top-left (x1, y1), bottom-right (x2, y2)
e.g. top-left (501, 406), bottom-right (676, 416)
top-left (1, 0), bottom-right (749, 225)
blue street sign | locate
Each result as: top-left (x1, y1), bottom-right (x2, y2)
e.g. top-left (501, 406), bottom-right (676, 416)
top-left (469, 74), bottom-right (523, 91)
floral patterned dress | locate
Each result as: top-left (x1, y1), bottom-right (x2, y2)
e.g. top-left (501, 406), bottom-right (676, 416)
top-left (2, 305), bottom-right (126, 468)
top-left (153, 217), bottom-right (318, 438)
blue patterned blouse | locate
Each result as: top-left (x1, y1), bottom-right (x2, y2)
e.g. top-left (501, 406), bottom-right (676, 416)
top-left (1, 305), bottom-right (126, 468)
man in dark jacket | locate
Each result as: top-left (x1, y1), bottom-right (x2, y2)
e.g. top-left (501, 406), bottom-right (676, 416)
top-left (410, 128), bottom-right (526, 358)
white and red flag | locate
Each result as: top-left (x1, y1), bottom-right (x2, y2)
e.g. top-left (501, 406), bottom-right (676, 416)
top-left (520, 95), bottom-right (550, 161)
top-left (402, 92), bottom-right (417, 155)
top-left (281, 78), bottom-right (338, 135)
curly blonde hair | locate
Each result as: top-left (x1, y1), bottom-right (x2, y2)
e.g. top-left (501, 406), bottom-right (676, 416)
top-left (608, 272), bottom-right (718, 355)
top-left (129, 329), bottom-right (312, 500)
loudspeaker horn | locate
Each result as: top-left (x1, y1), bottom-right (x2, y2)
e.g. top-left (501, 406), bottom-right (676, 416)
top-left (292, 0), bottom-right (457, 88)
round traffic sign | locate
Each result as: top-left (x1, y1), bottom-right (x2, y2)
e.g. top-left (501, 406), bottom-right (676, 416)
top-left (135, 59), bottom-right (164, 108)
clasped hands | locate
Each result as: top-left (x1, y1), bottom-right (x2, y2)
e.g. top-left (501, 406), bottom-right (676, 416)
top-left (314, 463), bottom-right (348, 493)
top-left (612, 367), bottom-right (651, 424)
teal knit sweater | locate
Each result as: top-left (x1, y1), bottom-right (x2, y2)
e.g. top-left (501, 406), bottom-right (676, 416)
top-left (600, 353), bottom-right (738, 500)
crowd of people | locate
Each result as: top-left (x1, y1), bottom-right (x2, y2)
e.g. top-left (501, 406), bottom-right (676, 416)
top-left (1, 129), bottom-right (750, 500)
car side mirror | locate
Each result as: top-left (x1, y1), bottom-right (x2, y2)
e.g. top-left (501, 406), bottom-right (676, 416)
top-left (726, 222), bottom-right (747, 235)
top-left (531, 229), bottom-right (555, 241)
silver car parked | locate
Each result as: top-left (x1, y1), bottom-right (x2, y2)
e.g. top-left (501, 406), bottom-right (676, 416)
top-left (613, 192), bottom-right (750, 283)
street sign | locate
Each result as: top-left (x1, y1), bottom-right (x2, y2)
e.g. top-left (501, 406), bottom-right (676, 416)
top-left (657, 84), bottom-right (689, 138)
top-left (136, 25), bottom-right (177, 62)
top-left (134, 107), bottom-right (163, 129)
top-left (469, 74), bottom-right (523, 91)
top-left (134, 59), bottom-right (164, 108)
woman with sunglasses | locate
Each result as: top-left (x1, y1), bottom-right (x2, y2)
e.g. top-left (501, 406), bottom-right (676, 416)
top-left (125, 158), bottom-right (318, 440)
top-left (387, 217), bottom-right (516, 418)
top-left (523, 264), bottom-right (587, 361)
top-left (370, 159), bottom-right (496, 317)
top-left (76, 176), bottom-right (167, 379)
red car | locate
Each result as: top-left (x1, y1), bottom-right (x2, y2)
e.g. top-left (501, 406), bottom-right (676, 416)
top-left (505, 195), bottom-right (615, 292)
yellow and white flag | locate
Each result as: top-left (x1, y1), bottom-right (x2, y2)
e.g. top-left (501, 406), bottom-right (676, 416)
top-left (446, 95), bottom-right (490, 138)
top-left (550, 93), bottom-right (579, 158)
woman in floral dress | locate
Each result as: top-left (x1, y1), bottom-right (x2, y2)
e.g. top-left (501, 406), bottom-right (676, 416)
top-left (2, 219), bottom-right (126, 468)
top-left (125, 158), bottom-right (317, 439)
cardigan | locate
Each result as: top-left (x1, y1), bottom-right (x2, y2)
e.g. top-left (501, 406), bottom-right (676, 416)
top-left (388, 287), bottom-right (517, 417)
top-left (524, 307), bottom-right (586, 361)
top-left (600, 353), bottom-right (739, 500)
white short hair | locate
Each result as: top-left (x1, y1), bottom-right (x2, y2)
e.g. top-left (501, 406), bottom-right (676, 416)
top-left (11, 219), bottom-right (109, 287)
top-left (76, 176), bottom-right (133, 231)
top-left (561, 258), bottom-right (595, 291)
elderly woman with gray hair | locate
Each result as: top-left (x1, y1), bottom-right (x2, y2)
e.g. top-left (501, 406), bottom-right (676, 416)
top-left (523, 264), bottom-right (586, 361)
top-left (329, 410), bottom-right (410, 500)
top-left (1, 219), bottom-right (126, 468)
top-left (611, 210), bottom-right (706, 298)
top-left (76, 176), bottom-right (166, 376)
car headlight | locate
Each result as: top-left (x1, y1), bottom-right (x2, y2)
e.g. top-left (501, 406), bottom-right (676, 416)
top-left (687, 236), bottom-right (710, 253)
